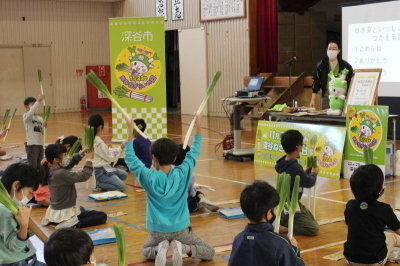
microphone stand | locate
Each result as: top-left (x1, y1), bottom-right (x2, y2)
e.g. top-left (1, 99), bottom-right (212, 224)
top-left (286, 59), bottom-right (297, 107)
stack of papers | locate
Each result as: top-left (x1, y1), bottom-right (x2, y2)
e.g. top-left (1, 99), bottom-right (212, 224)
top-left (87, 227), bottom-right (116, 245)
top-left (88, 191), bottom-right (128, 202)
top-left (219, 206), bottom-right (246, 219)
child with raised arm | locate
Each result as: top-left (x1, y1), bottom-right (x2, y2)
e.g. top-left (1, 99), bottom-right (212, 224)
top-left (44, 227), bottom-right (96, 266)
top-left (23, 94), bottom-right (47, 170)
top-left (275, 130), bottom-right (319, 236)
top-left (0, 163), bottom-right (46, 265)
top-left (229, 180), bottom-right (304, 266)
top-left (40, 143), bottom-right (107, 229)
top-left (88, 114), bottom-right (127, 191)
top-left (124, 115), bottom-right (214, 266)
top-left (345, 164), bottom-right (400, 265)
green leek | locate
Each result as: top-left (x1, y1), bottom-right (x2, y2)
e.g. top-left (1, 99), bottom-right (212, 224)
top-left (67, 138), bottom-right (82, 157)
top-left (183, 71), bottom-right (221, 149)
top-left (363, 147), bottom-right (373, 164)
top-left (2, 109), bottom-right (17, 142)
top-left (2, 109), bottom-right (10, 128)
top-left (113, 224), bottom-right (126, 266)
top-left (37, 69), bottom-right (46, 106)
top-left (84, 125), bottom-right (95, 151)
top-left (43, 106), bottom-right (51, 122)
top-left (86, 70), bottom-right (147, 139)
top-left (0, 181), bottom-right (18, 214)
top-left (288, 175), bottom-right (300, 239)
top-left (274, 173), bottom-right (290, 233)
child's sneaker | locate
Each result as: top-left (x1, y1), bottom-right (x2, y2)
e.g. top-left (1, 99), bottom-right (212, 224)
top-left (171, 240), bottom-right (183, 266)
top-left (92, 187), bottom-right (102, 192)
top-left (55, 216), bottom-right (79, 229)
top-left (198, 197), bottom-right (219, 212)
top-left (155, 240), bottom-right (169, 266)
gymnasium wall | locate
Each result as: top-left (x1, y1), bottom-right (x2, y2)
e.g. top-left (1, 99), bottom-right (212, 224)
top-left (0, 0), bottom-right (113, 112)
top-left (113, 0), bottom-right (250, 117)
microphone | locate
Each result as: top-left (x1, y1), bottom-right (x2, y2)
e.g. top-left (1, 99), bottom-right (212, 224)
top-left (283, 56), bottom-right (298, 65)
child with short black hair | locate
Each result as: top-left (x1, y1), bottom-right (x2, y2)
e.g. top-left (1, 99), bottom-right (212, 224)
top-left (229, 180), bottom-right (304, 266)
top-left (275, 129), bottom-right (319, 236)
top-left (115, 118), bottom-right (152, 170)
top-left (124, 115), bottom-right (215, 266)
top-left (40, 143), bottom-right (107, 229)
top-left (0, 163), bottom-right (46, 265)
top-left (175, 144), bottom-right (219, 213)
top-left (23, 94), bottom-right (47, 170)
top-left (344, 164), bottom-right (400, 265)
top-left (88, 114), bottom-right (127, 191)
top-left (44, 227), bottom-right (95, 266)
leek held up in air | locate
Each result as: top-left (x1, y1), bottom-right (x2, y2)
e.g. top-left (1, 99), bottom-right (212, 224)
top-left (84, 125), bottom-right (95, 152)
top-left (274, 173), bottom-right (290, 234)
top-left (113, 224), bottom-right (126, 266)
top-left (67, 138), bottom-right (82, 157)
top-left (363, 147), bottom-right (373, 165)
top-left (288, 175), bottom-right (300, 240)
top-left (37, 69), bottom-right (46, 106)
top-left (183, 71), bottom-right (222, 149)
top-left (86, 70), bottom-right (147, 139)
top-left (2, 109), bottom-right (17, 142)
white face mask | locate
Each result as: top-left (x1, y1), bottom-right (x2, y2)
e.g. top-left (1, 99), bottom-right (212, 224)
top-left (13, 189), bottom-right (31, 206)
top-left (327, 50), bottom-right (339, 60)
top-left (60, 158), bottom-right (70, 168)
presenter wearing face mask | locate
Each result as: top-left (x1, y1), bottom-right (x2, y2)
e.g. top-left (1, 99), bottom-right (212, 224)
top-left (310, 41), bottom-right (354, 110)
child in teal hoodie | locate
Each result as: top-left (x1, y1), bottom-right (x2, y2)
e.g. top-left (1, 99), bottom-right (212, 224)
top-left (124, 115), bottom-right (214, 266)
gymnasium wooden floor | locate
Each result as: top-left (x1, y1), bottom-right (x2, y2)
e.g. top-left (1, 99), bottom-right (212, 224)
top-left (1, 111), bottom-right (399, 266)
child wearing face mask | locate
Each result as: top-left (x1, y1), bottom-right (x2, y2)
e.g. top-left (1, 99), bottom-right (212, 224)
top-left (0, 163), bottom-right (46, 265)
top-left (33, 136), bottom-right (86, 207)
top-left (44, 227), bottom-right (97, 266)
top-left (228, 180), bottom-right (304, 266)
top-left (40, 143), bottom-right (107, 229)
top-left (344, 164), bottom-right (400, 265)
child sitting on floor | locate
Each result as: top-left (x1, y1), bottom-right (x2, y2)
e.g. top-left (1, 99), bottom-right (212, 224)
top-left (0, 163), bottom-right (46, 265)
top-left (124, 115), bottom-right (215, 266)
top-left (175, 144), bottom-right (219, 213)
top-left (275, 130), bottom-right (319, 236)
top-left (88, 114), bottom-right (127, 191)
top-left (115, 118), bottom-right (152, 170)
top-left (344, 164), bottom-right (400, 265)
top-left (44, 227), bottom-right (96, 266)
top-left (40, 143), bottom-right (107, 229)
top-left (229, 180), bottom-right (304, 266)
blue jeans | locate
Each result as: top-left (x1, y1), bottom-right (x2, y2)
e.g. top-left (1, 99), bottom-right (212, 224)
top-left (1, 254), bottom-right (46, 266)
top-left (94, 167), bottom-right (127, 191)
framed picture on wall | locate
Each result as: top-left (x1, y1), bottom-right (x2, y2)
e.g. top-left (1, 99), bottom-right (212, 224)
top-left (155, 0), bottom-right (168, 21)
top-left (344, 69), bottom-right (382, 113)
top-left (200, 0), bottom-right (246, 22)
top-left (171, 0), bottom-right (184, 21)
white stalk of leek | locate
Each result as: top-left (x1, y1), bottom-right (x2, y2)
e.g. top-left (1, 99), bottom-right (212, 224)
top-left (113, 224), bottom-right (126, 266)
top-left (0, 181), bottom-right (48, 242)
top-left (274, 173), bottom-right (290, 234)
top-left (2, 109), bottom-right (16, 142)
top-left (183, 71), bottom-right (221, 149)
top-left (288, 175), bottom-right (300, 239)
top-left (86, 70), bottom-right (148, 139)
top-left (37, 69), bottom-right (46, 106)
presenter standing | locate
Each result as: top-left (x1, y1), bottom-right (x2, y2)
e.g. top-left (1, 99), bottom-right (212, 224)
top-left (309, 41), bottom-right (353, 109)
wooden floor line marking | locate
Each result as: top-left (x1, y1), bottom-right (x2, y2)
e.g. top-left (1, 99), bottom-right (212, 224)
top-left (318, 188), bottom-right (351, 195)
top-left (301, 240), bottom-right (346, 253)
top-left (315, 197), bottom-right (347, 204)
top-left (317, 216), bottom-right (345, 225)
top-left (196, 173), bottom-right (248, 184)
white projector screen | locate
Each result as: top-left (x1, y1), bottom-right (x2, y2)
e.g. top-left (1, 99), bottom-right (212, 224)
top-left (342, 0), bottom-right (400, 97)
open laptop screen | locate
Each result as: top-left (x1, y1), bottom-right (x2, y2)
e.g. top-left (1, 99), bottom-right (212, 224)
top-left (246, 77), bottom-right (264, 91)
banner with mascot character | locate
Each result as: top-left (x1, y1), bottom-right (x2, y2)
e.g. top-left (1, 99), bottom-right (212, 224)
top-left (109, 17), bottom-right (166, 141)
top-left (254, 121), bottom-right (346, 179)
top-left (344, 105), bottom-right (388, 178)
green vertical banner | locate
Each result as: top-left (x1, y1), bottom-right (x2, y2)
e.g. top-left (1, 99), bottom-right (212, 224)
top-left (109, 17), bottom-right (166, 140)
top-left (254, 121), bottom-right (346, 179)
top-left (344, 105), bottom-right (388, 178)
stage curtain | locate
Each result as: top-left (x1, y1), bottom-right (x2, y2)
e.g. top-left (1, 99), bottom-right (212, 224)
top-left (258, 0), bottom-right (278, 73)
top-left (280, 0), bottom-right (322, 14)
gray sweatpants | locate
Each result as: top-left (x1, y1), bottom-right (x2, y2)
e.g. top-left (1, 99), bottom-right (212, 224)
top-left (25, 145), bottom-right (44, 171)
top-left (142, 227), bottom-right (215, 261)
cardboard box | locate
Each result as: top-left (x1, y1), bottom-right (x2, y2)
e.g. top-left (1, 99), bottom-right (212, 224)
top-left (278, 12), bottom-right (295, 25)
top-left (295, 12), bottom-right (311, 24)
top-left (278, 38), bottom-right (295, 51)
top-left (278, 25), bottom-right (295, 39)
